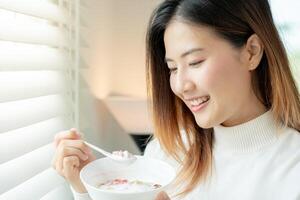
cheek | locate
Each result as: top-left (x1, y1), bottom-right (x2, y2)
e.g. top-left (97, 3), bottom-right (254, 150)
top-left (169, 76), bottom-right (177, 95)
top-left (203, 58), bottom-right (250, 100)
top-left (197, 62), bottom-right (226, 92)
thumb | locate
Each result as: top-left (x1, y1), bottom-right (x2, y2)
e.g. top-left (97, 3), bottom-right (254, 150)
top-left (155, 191), bottom-right (171, 200)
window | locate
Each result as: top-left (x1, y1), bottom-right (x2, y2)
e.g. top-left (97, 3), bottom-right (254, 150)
top-left (271, 0), bottom-right (300, 87)
top-left (0, 0), bottom-right (81, 199)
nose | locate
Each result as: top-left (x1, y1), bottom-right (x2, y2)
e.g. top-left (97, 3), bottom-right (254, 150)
top-left (175, 70), bottom-right (195, 94)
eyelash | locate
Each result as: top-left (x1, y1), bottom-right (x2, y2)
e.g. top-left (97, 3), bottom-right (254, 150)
top-left (168, 60), bottom-right (204, 74)
top-left (169, 68), bottom-right (177, 74)
top-left (189, 60), bottom-right (204, 67)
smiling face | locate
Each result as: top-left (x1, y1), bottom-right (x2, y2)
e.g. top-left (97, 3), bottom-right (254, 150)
top-left (164, 20), bottom-right (266, 128)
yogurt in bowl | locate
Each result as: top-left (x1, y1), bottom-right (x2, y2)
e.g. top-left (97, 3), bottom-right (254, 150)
top-left (80, 156), bottom-right (176, 200)
top-left (97, 178), bottom-right (162, 192)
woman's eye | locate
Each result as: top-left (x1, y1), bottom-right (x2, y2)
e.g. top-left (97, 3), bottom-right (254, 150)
top-left (169, 68), bottom-right (177, 74)
top-left (189, 60), bottom-right (204, 67)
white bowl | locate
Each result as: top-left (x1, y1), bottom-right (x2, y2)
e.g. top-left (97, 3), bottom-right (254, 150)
top-left (80, 156), bottom-right (176, 200)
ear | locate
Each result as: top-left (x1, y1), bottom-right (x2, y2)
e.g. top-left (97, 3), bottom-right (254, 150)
top-left (244, 34), bottom-right (264, 71)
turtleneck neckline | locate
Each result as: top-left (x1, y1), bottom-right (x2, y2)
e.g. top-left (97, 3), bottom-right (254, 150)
top-left (213, 110), bottom-right (282, 154)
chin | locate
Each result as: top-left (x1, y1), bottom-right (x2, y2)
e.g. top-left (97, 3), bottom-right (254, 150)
top-left (195, 119), bottom-right (213, 129)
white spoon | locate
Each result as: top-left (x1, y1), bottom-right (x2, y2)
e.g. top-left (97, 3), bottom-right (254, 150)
top-left (84, 141), bottom-right (137, 164)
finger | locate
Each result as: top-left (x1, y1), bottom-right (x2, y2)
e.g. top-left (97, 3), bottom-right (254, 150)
top-left (52, 139), bottom-right (91, 170)
top-left (58, 139), bottom-right (91, 154)
top-left (54, 128), bottom-right (81, 147)
top-left (55, 146), bottom-right (89, 174)
top-left (63, 156), bottom-right (80, 180)
top-left (155, 191), bottom-right (171, 200)
top-left (64, 155), bottom-right (80, 168)
top-left (52, 149), bottom-right (94, 177)
top-left (57, 145), bottom-right (88, 164)
top-left (82, 151), bottom-right (97, 166)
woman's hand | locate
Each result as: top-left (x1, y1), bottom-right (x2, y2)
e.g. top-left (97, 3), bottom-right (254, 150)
top-left (51, 128), bottom-right (96, 193)
top-left (155, 191), bottom-right (171, 200)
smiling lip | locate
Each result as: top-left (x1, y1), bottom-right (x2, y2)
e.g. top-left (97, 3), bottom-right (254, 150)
top-left (184, 95), bottom-right (208, 101)
top-left (190, 98), bottom-right (209, 112)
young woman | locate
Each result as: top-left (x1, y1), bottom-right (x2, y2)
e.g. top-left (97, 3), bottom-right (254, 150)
top-left (52, 0), bottom-right (300, 199)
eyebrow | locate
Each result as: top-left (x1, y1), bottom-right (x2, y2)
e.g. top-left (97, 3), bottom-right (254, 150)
top-left (165, 48), bottom-right (204, 62)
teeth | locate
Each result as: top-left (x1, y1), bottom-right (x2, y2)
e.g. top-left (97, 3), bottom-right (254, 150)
top-left (190, 96), bottom-right (209, 106)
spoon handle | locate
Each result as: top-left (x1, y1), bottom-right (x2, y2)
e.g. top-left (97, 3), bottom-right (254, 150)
top-left (84, 141), bottom-right (111, 157)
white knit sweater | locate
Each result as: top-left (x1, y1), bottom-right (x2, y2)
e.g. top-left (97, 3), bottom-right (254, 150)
top-left (73, 111), bottom-right (300, 200)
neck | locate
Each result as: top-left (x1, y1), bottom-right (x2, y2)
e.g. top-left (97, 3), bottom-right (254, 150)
top-left (222, 95), bottom-right (267, 127)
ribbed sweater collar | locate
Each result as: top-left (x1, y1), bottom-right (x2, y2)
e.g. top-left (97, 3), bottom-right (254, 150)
top-left (213, 110), bottom-right (281, 154)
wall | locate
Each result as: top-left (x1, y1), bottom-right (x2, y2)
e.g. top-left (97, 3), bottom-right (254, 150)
top-left (78, 1), bottom-right (162, 155)
top-left (83, 0), bottom-right (162, 99)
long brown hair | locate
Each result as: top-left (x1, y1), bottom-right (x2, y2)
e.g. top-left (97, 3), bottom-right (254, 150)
top-left (145, 0), bottom-right (300, 197)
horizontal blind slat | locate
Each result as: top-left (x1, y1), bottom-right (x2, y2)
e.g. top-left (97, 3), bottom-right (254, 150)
top-left (0, 1), bottom-right (74, 199)
top-left (0, 22), bottom-right (68, 47)
top-left (0, 71), bottom-right (68, 103)
top-left (40, 183), bottom-right (73, 200)
top-left (0, 117), bottom-right (70, 164)
top-left (0, 94), bottom-right (70, 133)
top-left (0, 0), bottom-right (68, 23)
top-left (0, 168), bottom-right (66, 200)
top-left (0, 42), bottom-right (69, 71)
top-left (0, 144), bottom-right (56, 194)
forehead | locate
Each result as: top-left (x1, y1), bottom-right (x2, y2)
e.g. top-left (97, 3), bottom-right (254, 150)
top-left (164, 21), bottom-right (221, 56)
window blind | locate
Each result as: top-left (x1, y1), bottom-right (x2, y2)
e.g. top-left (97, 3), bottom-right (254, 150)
top-left (0, 0), bottom-right (82, 199)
